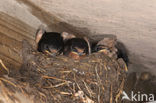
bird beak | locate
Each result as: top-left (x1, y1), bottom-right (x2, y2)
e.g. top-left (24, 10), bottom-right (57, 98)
top-left (68, 51), bottom-right (86, 60)
top-left (44, 49), bottom-right (58, 57)
top-left (68, 51), bottom-right (80, 59)
top-left (98, 49), bottom-right (109, 54)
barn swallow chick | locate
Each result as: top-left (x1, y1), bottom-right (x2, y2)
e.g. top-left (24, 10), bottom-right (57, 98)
top-left (92, 37), bottom-right (117, 58)
top-left (93, 37), bottom-right (129, 66)
top-left (35, 26), bottom-right (64, 56)
top-left (63, 36), bottom-right (91, 60)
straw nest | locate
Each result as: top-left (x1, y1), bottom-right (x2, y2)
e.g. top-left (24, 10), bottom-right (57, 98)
top-left (0, 40), bottom-right (127, 103)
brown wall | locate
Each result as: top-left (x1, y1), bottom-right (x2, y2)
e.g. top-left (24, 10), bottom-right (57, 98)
top-left (0, 12), bottom-right (35, 69)
top-left (0, 0), bottom-right (156, 75)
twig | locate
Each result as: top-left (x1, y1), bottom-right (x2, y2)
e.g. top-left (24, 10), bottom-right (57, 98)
top-left (83, 37), bottom-right (91, 55)
top-left (42, 75), bottom-right (66, 82)
top-left (0, 59), bottom-right (9, 74)
top-left (39, 91), bottom-right (47, 102)
top-left (0, 77), bottom-right (17, 87)
top-left (95, 64), bottom-right (102, 103)
top-left (43, 81), bottom-right (72, 88)
top-left (115, 78), bottom-right (125, 102)
top-left (82, 80), bottom-right (95, 97)
top-left (95, 64), bottom-right (101, 84)
top-left (110, 85), bottom-right (113, 103)
top-left (60, 92), bottom-right (72, 95)
top-left (98, 87), bottom-right (101, 103)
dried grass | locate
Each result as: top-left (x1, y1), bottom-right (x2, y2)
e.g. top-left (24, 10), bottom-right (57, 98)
top-left (0, 41), bottom-right (127, 103)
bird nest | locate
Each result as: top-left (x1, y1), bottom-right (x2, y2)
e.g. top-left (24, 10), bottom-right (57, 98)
top-left (0, 40), bottom-right (127, 103)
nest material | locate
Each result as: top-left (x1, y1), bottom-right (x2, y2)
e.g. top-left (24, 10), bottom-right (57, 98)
top-left (0, 40), bottom-right (127, 103)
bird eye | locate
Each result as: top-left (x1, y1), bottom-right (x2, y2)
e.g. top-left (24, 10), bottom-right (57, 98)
top-left (43, 44), bottom-right (49, 50)
top-left (96, 45), bottom-right (106, 51)
top-left (72, 47), bottom-right (78, 52)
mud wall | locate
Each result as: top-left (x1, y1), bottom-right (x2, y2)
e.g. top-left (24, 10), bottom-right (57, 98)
top-left (0, 0), bottom-right (156, 75)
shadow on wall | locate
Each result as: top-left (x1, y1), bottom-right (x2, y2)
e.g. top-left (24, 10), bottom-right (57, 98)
top-left (16, 0), bottom-right (119, 41)
top-left (16, 0), bottom-right (92, 37)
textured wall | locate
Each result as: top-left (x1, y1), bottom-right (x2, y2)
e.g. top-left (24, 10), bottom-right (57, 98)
top-left (0, 0), bottom-right (156, 75)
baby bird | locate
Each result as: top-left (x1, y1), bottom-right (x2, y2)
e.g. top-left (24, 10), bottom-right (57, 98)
top-left (63, 36), bottom-right (90, 60)
top-left (35, 26), bottom-right (64, 56)
top-left (93, 37), bottom-right (117, 55)
top-left (92, 37), bottom-right (129, 66)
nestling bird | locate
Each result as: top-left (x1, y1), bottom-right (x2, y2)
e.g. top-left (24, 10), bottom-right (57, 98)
top-left (92, 37), bottom-right (129, 66)
top-left (63, 35), bottom-right (91, 60)
top-left (35, 26), bottom-right (64, 56)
